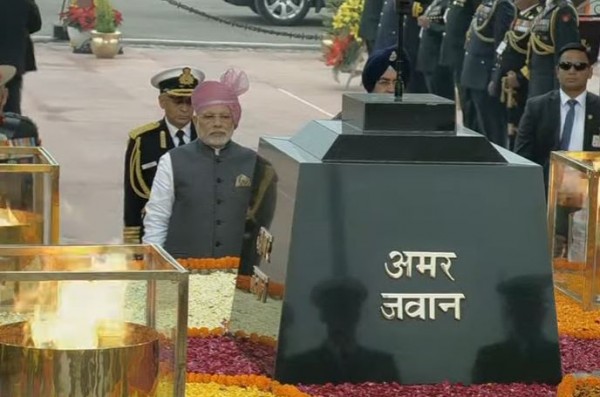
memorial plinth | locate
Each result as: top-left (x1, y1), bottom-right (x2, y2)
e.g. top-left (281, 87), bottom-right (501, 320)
top-left (0, 147), bottom-right (59, 245)
top-left (548, 151), bottom-right (600, 311)
top-left (232, 93), bottom-right (562, 386)
top-left (0, 244), bottom-right (189, 397)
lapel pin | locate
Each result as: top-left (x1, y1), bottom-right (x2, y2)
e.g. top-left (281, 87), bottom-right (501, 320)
top-left (588, 114), bottom-right (593, 120)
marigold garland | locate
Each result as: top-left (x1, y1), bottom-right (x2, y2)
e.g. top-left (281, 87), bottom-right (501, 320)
top-left (188, 327), bottom-right (278, 348)
top-left (554, 258), bottom-right (586, 272)
top-left (555, 289), bottom-right (600, 339)
top-left (186, 375), bottom-right (310, 397)
top-left (186, 382), bottom-right (279, 397)
top-left (178, 257), bottom-right (240, 271)
top-left (557, 374), bottom-right (600, 397)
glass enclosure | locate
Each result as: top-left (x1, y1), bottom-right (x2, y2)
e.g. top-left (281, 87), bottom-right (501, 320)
top-left (0, 244), bottom-right (188, 397)
top-left (548, 151), bottom-right (600, 310)
top-left (0, 147), bottom-right (59, 245)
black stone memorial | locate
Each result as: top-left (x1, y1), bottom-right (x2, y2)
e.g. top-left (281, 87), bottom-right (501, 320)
top-left (231, 93), bottom-right (563, 386)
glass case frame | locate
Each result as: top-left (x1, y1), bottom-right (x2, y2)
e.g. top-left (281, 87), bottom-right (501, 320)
top-left (0, 243), bottom-right (189, 397)
top-left (548, 151), bottom-right (600, 311)
top-left (0, 146), bottom-right (59, 244)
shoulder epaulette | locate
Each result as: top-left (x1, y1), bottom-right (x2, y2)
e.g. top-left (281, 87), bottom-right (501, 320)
top-left (129, 121), bottom-right (160, 140)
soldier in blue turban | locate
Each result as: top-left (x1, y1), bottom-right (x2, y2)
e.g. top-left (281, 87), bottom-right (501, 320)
top-left (361, 45), bottom-right (411, 93)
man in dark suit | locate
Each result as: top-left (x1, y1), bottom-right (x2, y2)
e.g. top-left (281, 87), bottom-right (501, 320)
top-left (123, 67), bottom-right (204, 244)
top-left (0, 0), bottom-right (41, 115)
top-left (515, 42), bottom-right (600, 185)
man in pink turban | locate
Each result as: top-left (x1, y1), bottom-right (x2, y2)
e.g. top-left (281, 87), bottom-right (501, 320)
top-left (143, 69), bottom-right (258, 260)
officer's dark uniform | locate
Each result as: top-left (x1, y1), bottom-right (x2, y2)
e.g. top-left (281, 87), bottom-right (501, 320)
top-left (461, 0), bottom-right (516, 146)
top-left (416, 0), bottom-right (455, 99)
top-left (359, 0), bottom-right (384, 54)
top-left (439, 0), bottom-right (481, 130)
top-left (526, 0), bottom-right (579, 98)
top-left (123, 67), bottom-right (203, 244)
top-left (492, 3), bottom-right (542, 149)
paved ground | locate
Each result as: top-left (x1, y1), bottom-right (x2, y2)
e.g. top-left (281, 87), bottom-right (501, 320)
top-left (20, 42), bottom-right (600, 244)
top-left (35, 0), bottom-right (326, 46)
top-left (22, 43), bottom-right (362, 244)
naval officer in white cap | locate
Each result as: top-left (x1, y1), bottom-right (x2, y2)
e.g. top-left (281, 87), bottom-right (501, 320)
top-left (123, 66), bottom-right (205, 244)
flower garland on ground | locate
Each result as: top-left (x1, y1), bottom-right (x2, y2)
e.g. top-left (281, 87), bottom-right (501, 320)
top-left (178, 257), bottom-right (240, 271)
top-left (182, 287), bottom-right (600, 397)
top-left (557, 374), bottom-right (600, 397)
top-left (322, 0), bottom-right (365, 78)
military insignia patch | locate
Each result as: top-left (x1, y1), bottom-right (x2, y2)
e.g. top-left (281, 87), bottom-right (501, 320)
top-left (178, 67), bottom-right (196, 86)
top-left (235, 174), bottom-right (252, 187)
top-left (581, 39), bottom-right (591, 52)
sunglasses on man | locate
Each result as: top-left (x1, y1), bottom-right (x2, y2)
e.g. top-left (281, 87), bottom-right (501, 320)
top-left (558, 61), bottom-right (589, 71)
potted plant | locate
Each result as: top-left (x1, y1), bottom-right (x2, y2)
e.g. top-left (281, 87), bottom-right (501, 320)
top-left (322, 0), bottom-right (366, 87)
top-left (60, 4), bottom-right (96, 49)
top-left (90, 0), bottom-right (123, 58)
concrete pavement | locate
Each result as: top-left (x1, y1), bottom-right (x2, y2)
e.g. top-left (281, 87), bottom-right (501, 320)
top-left (20, 42), bottom-right (600, 244)
top-left (22, 42), bottom-right (361, 244)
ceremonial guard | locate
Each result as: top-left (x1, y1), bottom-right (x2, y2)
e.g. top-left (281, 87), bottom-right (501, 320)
top-left (526, 0), bottom-right (579, 98)
top-left (359, 0), bottom-right (384, 54)
top-left (123, 67), bottom-right (204, 244)
top-left (461, 0), bottom-right (516, 146)
top-left (416, 0), bottom-right (455, 99)
top-left (439, 0), bottom-right (481, 130)
top-left (493, 0), bottom-right (542, 149)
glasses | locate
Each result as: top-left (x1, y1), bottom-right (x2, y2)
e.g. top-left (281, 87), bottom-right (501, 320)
top-left (558, 61), bottom-right (589, 71)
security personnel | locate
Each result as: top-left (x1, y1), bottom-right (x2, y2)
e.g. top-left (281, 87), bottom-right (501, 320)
top-left (123, 67), bottom-right (204, 244)
top-left (525, 0), bottom-right (579, 98)
top-left (439, 0), bottom-right (481, 130)
top-left (492, 0), bottom-right (542, 149)
top-left (461, 0), bottom-right (516, 146)
top-left (416, 0), bottom-right (455, 99)
top-left (0, 64), bottom-right (39, 146)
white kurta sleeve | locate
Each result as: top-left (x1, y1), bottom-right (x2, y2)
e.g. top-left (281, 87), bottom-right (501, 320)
top-left (142, 153), bottom-right (174, 246)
